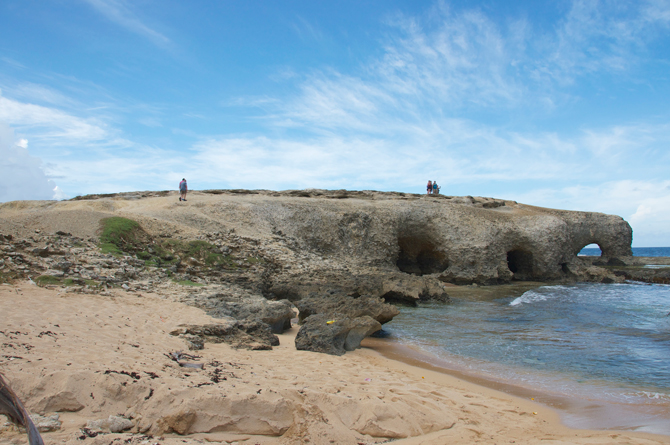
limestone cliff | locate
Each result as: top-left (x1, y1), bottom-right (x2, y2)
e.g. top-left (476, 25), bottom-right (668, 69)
top-left (0, 189), bottom-right (632, 298)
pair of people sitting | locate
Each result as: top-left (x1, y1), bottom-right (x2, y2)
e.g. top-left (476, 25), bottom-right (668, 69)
top-left (427, 180), bottom-right (440, 194)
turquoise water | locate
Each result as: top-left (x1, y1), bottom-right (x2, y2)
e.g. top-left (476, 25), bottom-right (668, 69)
top-left (384, 282), bottom-right (670, 433)
top-left (579, 246), bottom-right (670, 256)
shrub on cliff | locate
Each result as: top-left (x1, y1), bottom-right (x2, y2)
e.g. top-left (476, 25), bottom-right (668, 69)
top-left (98, 217), bottom-right (144, 255)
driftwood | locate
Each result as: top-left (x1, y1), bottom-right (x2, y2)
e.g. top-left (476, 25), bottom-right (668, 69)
top-left (168, 351), bottom-right (204, 369)
top-left (0, 373), bottom-right (44, 445)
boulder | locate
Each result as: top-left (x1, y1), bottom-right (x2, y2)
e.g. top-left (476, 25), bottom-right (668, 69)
top-left (30, 413), bottom-right (61, 432)
top-left (607, 257), bottom-right (627, 266)
top-left (206, 295), bottom-right (295, 334)
top-left (170, 320), bottom-right (280, 350)
top-left (152, 409), bottom-right (196, 435)
top-left (295, 294), bottom-right (399, 325)
top-left (295, 314), bottom-right (381, 356)
top-left (86, 415), bottom-right (133, 433)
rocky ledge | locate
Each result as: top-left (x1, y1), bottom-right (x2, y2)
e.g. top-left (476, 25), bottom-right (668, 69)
top-left (0, 189), bottom-right (658, 355)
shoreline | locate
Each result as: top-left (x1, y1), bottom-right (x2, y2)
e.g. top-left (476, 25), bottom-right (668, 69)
top-left (361, 343), bottom-right (670, 445)
top-left (363, 336), bottom-right (670, 437)
top-left (2, 282), bottom-right (670, 444)
top-left (367, 278), bottom-right (670, 437)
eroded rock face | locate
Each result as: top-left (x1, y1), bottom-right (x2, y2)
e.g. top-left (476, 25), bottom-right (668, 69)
top-left (249, 192), bottom-right (632, 285)
top-left (0, 190), bottom-right (634, 296)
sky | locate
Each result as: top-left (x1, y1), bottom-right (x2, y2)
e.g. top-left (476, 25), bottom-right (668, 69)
top-left (0, 0), bottom-right (669, 246)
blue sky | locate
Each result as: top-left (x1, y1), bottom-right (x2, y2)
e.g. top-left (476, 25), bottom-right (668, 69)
top-left (0, 0), bottom-right (669, 246)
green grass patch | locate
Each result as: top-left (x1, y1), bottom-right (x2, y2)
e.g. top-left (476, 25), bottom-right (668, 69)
top-left (98, 217), bottom-right (146, 256)
top-left (0, 271), bottom-right (19, 284)
top-left (246, 256), bottom-right (265, 264)
top-left (173, 279), bottom-right (204, 287)
top-left (100, 242), bottom-right (124, 256)
top-left (100, 217), bottom-right (140, 246)
top-left (96, 218), bottom-right (243, 272)
top-left (151, 239), bottom-right (236, 269)
top-left (136, 251), bottom-right (152, 260)
top-left (35, 275), bottom-right (62, 286)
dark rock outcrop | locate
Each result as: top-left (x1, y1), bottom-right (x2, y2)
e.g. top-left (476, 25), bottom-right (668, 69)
top-left (170, 320), bottom-right (280, 351)
top-left (266, 271), bottom-right (450, 306)
top-left (295, 314), bottom-right (381, 356)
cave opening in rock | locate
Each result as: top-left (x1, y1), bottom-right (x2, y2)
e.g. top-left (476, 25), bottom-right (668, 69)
top-left (396, 236), bottom-right (449, 276)
top-left (506, 249), bottom-right (534, 280)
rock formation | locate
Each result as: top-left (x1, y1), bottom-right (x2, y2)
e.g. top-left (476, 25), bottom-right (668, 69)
top-left (0, 189), bottom-right (639, 354)
top-left (295, 294), bottom-right (399, 325)
top-left (0, 189), bottom-right (634, 289)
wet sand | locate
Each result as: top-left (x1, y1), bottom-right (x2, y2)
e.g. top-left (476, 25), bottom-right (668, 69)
top-left (363, 336), bottom-right (670, 436)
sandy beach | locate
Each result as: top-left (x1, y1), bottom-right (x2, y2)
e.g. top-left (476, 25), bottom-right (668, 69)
top-left (2, 282), bottom-right (669, 445)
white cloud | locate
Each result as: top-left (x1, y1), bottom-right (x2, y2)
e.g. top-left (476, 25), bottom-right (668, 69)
top-left (514, 180), bottom-right (670, 246)
top-left (0, 124), bottom-right (61, 202)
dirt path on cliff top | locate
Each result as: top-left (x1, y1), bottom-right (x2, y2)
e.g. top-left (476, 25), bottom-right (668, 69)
top-left (0, 190), bottom-right (533, 242)
top-left (0, 192), bottom-right (275, 240)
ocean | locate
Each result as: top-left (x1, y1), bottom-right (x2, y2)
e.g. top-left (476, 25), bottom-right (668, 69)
top-left (383, 247), bottom-right (670, 435)
top-left (579, 246), bottom-right (670, 257)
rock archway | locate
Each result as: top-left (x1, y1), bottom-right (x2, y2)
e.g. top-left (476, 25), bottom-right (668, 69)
top-left (577, 243), bottom-right (603, 257)
top-left (396, 235), bottom-right (449, 276)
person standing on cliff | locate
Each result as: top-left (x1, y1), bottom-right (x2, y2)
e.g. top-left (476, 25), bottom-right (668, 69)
top-left (179, 178), bottom-right (188, 201)
top-left (433, 181), bottom-right (439, 194)
top-left (427, 180), bottom-right (433, 195)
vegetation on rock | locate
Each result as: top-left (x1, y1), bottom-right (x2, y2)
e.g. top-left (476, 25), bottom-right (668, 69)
top-left (97, 217), bottom-right (237, 270)
top-left (98, 217), bottom-right (143, 255)
top-left (34, 275), bottom-right (100, 288)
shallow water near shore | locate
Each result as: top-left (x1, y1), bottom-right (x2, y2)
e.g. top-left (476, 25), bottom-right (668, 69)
top-left (381, 281), bottom-right (670, 435)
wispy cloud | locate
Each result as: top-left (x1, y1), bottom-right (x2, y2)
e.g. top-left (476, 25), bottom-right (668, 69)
top-left (291, 16), bottom-right (324, 42)
top-left (283, 1), bottom-right (668, 137)
top-left (1, 58), bottom-right (27, 70)
top-left (9, 82), bottom-right (81, 108)
top-left (82, 0), bottom-right (170, 46)
top-left (0, 93), bottom-right (108, 143)
top-left (642, 0), bottom-right (670, 25)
